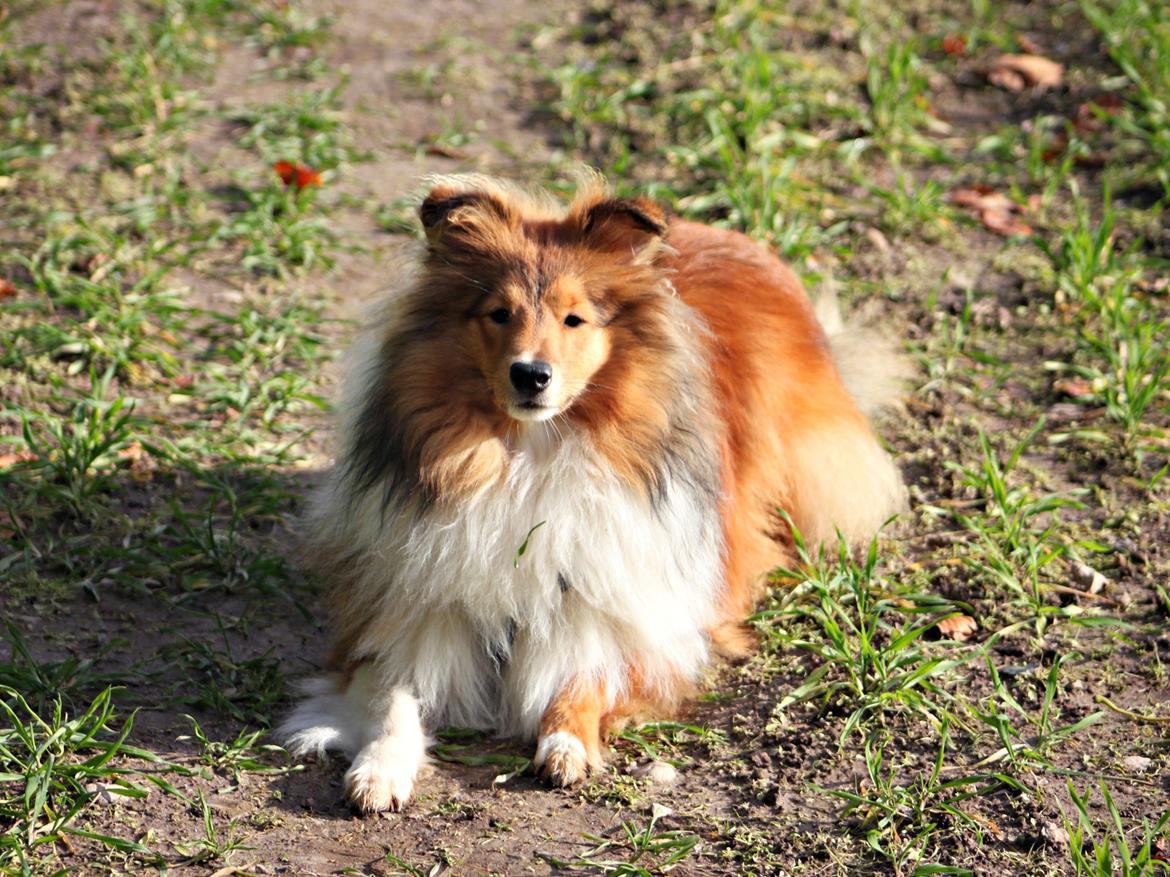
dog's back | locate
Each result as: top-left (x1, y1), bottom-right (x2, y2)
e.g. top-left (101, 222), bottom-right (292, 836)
top-left (666, 220), bottom-right (906, 651)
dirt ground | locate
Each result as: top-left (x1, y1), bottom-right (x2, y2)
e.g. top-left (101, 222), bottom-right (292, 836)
top-left (2, 0), bottom-right (1169, 874)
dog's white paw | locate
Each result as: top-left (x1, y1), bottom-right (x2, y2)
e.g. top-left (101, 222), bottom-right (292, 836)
top-left (534, 731), bottom-right (590, 787)
top-left (344, 745), bottom-right (419, 812)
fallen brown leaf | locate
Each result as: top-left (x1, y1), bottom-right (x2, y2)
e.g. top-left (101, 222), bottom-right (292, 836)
top-left (987, 54), bottom-right (1063, 91)
top-left (0, 278), bottom-right (16, 299)
top-left (117, 441), bottom-right (147, 463)
top-left (950, 187), bottom-right (1015, 213)
top-left (1053, 377), bottom-right (1093, 399)
top-left (936, 614), bottom-right (978, 642)
top-left (0, 451), bottom-right (38, 468)
top-left (980, 208), bottom-right (1033, 236)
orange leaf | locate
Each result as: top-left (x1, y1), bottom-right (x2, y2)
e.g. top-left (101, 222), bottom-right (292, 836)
top-left (273, 161), bottom-right (322, 189)
top-left (980, 208), bottom-right (1032, 236)
top-left (0, 278), bottom-right (16, 299)
top-left (950, 188), bottom-right (1015, 213)
top-left (941, 34), bottom-right (967, 57)
top-left (0, 451), bottom-right (38, 468)
top-left (1054, 377), bottom-right (1093, 399)
top-left (935, 615), bottom-right (978, 642)
top-left (987, 54), bottom-right (1063, 91)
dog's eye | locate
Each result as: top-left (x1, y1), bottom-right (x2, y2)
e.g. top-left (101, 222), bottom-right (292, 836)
top-left (488, 308), bottom-right (511, 325)
top-left (564, 314), bottom-right (584, 328)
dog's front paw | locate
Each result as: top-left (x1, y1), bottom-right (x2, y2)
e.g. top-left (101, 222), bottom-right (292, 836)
top-left (344, 747), bottom-right (418, 812)
top-left (534, 731), bottom-right (591, 787)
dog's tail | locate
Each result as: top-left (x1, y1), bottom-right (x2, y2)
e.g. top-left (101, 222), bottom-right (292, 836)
top-left (814, 285), bottom-right (911, 420)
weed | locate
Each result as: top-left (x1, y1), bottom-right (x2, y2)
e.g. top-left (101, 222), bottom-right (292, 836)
top-left (1040, 187), bottom-right (1170, 448)
top-left (758, 531), bottom-right (972, 743)
top-left (1082, 0), bottom-right (1170, 198)
top-left (972, 654), bottom-right (1105, 772)
top-left (175, 788), bottom-right (253, 866)
top-left (17, 373), bottom-right (142, 520)
top-left (179, 716), bottom-right (292, 781)
top-left (0, 686), bottom-right (162, 871)
top-left (931, 422), bottom-right (1091, 631)
top-left (828, 722), bottom-right (1011, 876)
top-left (617, 721), bottom-right (726, 765)
top-left (539, 804), bottom-right (700, 876)
top-left (1064, 781), bottom-right (1170, 876)
top-left (863, 39), bottom-right (943, 159)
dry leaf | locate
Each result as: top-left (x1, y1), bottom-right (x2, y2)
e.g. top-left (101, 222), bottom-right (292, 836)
top-left (1054, 377), bottom-right (1093, 399)
top-left (116, 441), bottom-right (147, 463)
top-left (941, 34), bottom-right (967, 57)
top-left (950, 187), bottom-right (1015, 213)
top-left (424, 144), bottom-right (469, 160)
top-left (980, 208), bottom-right (1033, 236)
top-left (0, 451), bottom-right (38, 468)
top-left (936, 615), bottom-right (978, 642)
top-left (1152, 837), bottom-right (1168, 865)
top-left (987, 54), bottom-right (1063, 91)
top-left (0, 278), bottom-right (16, 299)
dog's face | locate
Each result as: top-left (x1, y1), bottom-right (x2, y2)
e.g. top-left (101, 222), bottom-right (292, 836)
top-left (418, 183), bottom-right (667, 424)
top-left (469, 271), bottom-right (610, 422)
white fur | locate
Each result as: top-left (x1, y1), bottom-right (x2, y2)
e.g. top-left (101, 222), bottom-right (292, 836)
top-left (281, 667), bottom-right (430, 810)
top-left (533, 731), bottom-right (590, 786)
top-left (533, 731), bottom-right (587, 768)
top-left (282, 316), bottom-right (724, 773)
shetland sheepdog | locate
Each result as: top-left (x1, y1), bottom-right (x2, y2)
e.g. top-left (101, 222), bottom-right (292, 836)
top-left (280, 175), bottom-right (905, 812)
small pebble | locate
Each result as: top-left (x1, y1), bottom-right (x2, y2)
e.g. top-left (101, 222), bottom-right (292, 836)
top-left (631, 760), bottom-right (679, 785)
top-left (1122, 755), bottom-right (1153, 773)
top-left (1042, 822), bottom-right (1070, 847)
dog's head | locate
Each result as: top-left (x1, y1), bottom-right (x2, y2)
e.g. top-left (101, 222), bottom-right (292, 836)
top-left (416, 177), bottom-right (669, 424)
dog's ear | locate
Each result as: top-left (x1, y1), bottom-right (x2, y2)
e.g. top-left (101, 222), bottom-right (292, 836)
top-left (578, 197), bottom-right (667, 261)
top-left (419, 186), bottom-right (515, 251)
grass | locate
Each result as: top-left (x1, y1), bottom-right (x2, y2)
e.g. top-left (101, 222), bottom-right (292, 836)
top-left (758, 532), bottom-right (972, 744)
top-left (1064, 782), bottom-right (1170, 877)
top-left (2, 0), bottom-right (1169, 873)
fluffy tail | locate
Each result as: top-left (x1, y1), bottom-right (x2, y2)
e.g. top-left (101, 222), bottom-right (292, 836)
top-left (814, 286), bottom-right (911, 420)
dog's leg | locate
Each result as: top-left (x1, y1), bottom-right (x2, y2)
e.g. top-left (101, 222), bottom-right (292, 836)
top-left (535, 677), bottom-right (606, 787)
top-left (343, 664), bottom-right (429, 812)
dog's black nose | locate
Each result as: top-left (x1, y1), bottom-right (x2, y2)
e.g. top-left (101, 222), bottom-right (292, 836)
top-left (510, 360), bottom-right (553, 394)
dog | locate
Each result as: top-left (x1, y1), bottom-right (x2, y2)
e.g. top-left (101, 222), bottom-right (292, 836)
top-left (280, 174), bottom-right (905, 811)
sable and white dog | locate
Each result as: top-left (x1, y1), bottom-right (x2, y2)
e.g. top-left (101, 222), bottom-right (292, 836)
top-left (280, 175), bottom-right (905, 811)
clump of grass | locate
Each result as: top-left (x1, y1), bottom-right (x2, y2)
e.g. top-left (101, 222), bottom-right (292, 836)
top-left (758, 531), bottom-right (972, 743)
top-left (929, 422), bottom-right (1091, 632)
top-left (16, 373), bottom-right (143, 520)
top-left (1081, 0), bottom-right (1170, 198)
top-left (0, 686), bottom-right (163, 871)
top-left (1064, 781), bottom-right (1170, 877)
top-left (828, 722), bottom-right (1014, 876)
top-left (538, 803), bottom-right (700, 876)
top-left (971, 654), bottom-right (1105, 773)
top-left (1041, 188), bottom-right (1170, 450)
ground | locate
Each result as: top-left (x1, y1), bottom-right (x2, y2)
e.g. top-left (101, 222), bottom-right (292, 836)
top-left (1, 0), bottom-right (1168, 875)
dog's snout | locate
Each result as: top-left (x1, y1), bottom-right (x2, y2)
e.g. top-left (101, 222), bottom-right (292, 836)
top-left (510, 360), bottom-right (553, 394)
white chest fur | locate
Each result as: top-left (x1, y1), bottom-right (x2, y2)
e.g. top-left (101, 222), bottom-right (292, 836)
top-left (333, 425), bottom-right (723, 736)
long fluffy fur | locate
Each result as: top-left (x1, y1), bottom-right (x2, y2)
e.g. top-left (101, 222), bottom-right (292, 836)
top-left (281, 175), bottom-right (906, 809)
